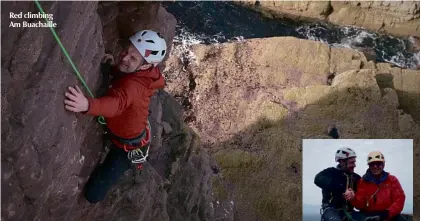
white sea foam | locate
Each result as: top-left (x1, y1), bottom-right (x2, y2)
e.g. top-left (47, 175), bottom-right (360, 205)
top-left (171, 27), bottom-right (204, 65)
top-left (171, 23), bottom-right (419, 70)
top-left (295, 24), bottom-right (419, 69)
top-left (171, 25), bottom-right (246, 65)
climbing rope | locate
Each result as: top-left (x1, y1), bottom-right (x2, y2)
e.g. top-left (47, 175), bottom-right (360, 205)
top-left (340, 207), bottom-right (358, 221)
top-left (34, 0), bottom-right (106, 125)
top-left (342, 173), bottom-right (358, 221)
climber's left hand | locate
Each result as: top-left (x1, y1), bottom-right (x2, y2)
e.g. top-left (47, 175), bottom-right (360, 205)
top-left (64, 85), bottom-right (89, 113)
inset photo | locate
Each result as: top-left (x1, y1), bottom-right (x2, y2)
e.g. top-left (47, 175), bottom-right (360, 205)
top-left (303, 139), bottom-right (413, 221)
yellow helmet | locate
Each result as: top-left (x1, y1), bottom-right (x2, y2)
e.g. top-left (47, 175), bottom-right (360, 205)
top-left (367, 151), bottom-right (385, 164)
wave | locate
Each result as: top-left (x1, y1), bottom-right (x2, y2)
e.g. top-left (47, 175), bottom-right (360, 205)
top-left (296, 23), bottom-right (419, 69)
top-left (166, 2), bottom-right (419, 70)
top-left (171, 25), bottom-right (245, 64)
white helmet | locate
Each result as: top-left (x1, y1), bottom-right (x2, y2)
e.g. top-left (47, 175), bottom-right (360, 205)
top-left (335, 147), bottom-right (357, 162)
top-left (129, 30), bottom-right (167, 66)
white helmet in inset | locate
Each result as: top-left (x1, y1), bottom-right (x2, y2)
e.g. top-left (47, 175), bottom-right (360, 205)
top-left (335, 147), bottom-right (357, 162)
top-left (129, 30), bottom-right (167, 66)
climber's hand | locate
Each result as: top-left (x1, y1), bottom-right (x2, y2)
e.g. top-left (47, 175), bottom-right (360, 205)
top-left (102, 54), bottom-right (115, 65)
top-left (64, 85), bottom-right (89, 113)
top-left (343, 188), bottom-right (355, 201)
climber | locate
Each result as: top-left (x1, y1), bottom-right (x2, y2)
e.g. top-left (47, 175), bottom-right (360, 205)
top-left (314, 147), bottom-right (363, 221)
top-left (63, 30), bottom-right (167, 204)
top-left (346, 151), bottom-right (406, 221)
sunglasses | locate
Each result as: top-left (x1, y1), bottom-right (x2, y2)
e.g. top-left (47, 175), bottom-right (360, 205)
top-left (369, 162), bottom-right (384, 167)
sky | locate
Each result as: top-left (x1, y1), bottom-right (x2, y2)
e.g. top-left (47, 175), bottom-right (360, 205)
top-left (302, 139), bottom-right (413, 215)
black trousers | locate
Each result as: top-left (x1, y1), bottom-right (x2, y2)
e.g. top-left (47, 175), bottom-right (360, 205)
top-left (84, 145), bottom-right (132, 204)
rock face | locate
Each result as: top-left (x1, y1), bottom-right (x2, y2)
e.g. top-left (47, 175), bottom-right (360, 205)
top-left (329, 1), bottom-right (420, 38)
top-left (236, 1), bottom-right (332, 20)
top-left (376, 62), bottom-right (420, 122)
top-left (2, 1), bottom-right (216, 221)
top-left (164, 37), bottom-right (420, 221)
top-left (2, 2), bottom-right (104, 220)
top-left (235, 1), bottom-right (420, 37)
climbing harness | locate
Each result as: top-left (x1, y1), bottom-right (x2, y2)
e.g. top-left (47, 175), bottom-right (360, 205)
top-left (323, 172), bottom-right (358, 221)
top-left (320, 206), bottom-right (356, 221)
top-left (34, 0), bottom-right (106, 125)
top-left (107, 120), bottom-right (152, 170)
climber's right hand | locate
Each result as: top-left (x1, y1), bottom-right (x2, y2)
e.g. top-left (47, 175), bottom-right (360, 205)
top-left (64, 85), bottom-right (89, 113)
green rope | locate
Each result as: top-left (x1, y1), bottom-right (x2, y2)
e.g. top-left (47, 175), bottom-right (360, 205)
top-left (34, 0), bottom-right (106, 125)
top-left (340, 207), bottom-right (358, 221)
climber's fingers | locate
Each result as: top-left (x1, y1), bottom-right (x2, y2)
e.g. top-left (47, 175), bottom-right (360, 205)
top-left (64, 86), bottom-right (89, 113)
top-left (75, 85), bottom-right (83, 94)
top-left (64, 99), bottom-right (77, 107)
top-left (65, 105), bottom-right (78, 112)
top-left (65, 91), bottom-right (77, 101)
top-left (68, 86), bottom-right (81, 97)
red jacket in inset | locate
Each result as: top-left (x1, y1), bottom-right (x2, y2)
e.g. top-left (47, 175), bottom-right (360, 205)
top-left (351, 170), bottom-right (405, 220)
top-left (86, 66), bottom-right (165, 149)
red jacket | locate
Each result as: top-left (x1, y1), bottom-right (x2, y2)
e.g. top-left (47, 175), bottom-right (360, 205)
top-left (351, 171), bottom-right (405, 220)
top-left (86, 66), bottom-right (165, 149)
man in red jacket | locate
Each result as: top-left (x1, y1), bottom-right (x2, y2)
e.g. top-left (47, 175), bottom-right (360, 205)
top-left (344, 151), bottom-right (406, 221)
top-left (64, 30), bottom-right (167, 203)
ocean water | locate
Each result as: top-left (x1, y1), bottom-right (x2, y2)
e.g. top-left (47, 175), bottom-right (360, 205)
top-left (164, 1), bottom-right (419, 69)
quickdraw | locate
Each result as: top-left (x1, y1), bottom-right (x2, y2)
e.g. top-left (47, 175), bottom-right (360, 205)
top-left (124, 120), bottom-right (152, 170)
